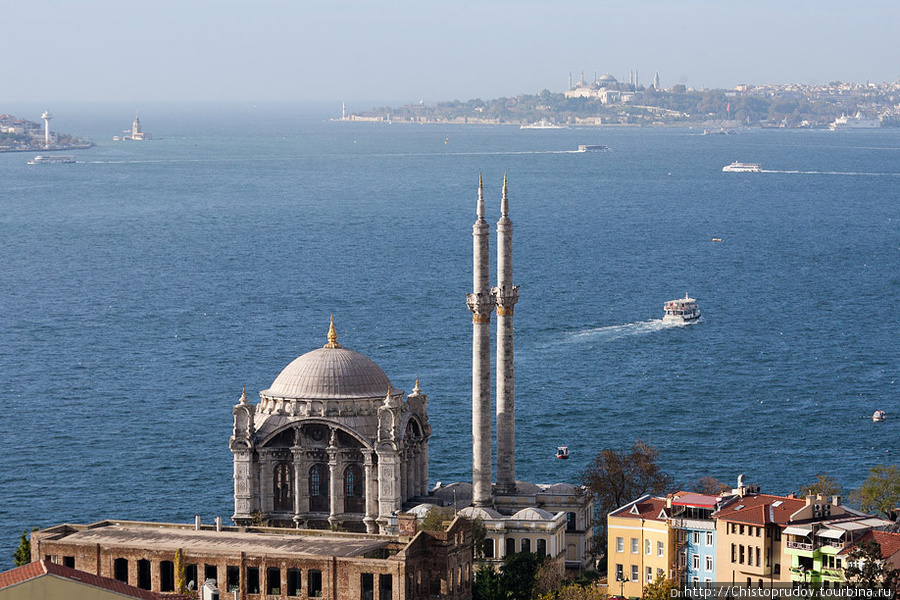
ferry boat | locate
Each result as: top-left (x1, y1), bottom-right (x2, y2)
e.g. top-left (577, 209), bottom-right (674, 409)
top-left (722, 161), bottom-right (761, 173)
top-left (556, 446), bottom-right (569, 460)
top-left (830, 112), bottom-right (880, 130)
top-left (577, 144), bottom-right (610, 152)
top-left (520, 119), bottom-right (567, 130)
top-left (27, 155), bottom-right (76, 165)
top-left (663, 294), bottom-right (701, 323)
top-left (873, 410), bottom-right (886, 422)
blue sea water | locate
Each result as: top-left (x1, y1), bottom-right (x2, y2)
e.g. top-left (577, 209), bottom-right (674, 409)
top-left (1, 103), bottom-right (898, 569)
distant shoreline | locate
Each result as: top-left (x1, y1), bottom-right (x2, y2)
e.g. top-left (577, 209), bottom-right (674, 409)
top-left (0, 142), bottom-right (95, 154)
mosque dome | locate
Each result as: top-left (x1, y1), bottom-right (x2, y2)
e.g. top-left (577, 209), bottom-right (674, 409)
top-left (598, 73), bottom-right (618, 84)
top-left (261, 319), bottom-right (394, 400)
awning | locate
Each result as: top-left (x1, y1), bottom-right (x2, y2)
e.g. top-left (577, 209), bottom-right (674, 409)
top-left (818, 529), bottom-right (844, 539)
top-left (783, 525), bottom-right (813, 536)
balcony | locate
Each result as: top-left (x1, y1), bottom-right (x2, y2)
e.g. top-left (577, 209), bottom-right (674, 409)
top-left (787, 541), bottom-right (814, 552)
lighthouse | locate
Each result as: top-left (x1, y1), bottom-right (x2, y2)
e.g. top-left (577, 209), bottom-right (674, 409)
top-left (41, 110), bottom-right (53, 148)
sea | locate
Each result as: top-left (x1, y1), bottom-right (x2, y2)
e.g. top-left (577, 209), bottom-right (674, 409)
top-left (1, 102), bottom-right (898, 570)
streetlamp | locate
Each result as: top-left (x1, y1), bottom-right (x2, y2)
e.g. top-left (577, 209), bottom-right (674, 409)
top-left (616, 575), bottom-right (630, 598)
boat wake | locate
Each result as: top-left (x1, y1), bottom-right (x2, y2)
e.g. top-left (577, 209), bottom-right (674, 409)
top-left (570, 318), bottom-right (692, 342)
top-left (761, 169), bottom-right (900, 176)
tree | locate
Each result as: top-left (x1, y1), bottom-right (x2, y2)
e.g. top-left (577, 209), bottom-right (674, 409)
top-left (643, 576), bottom-right (679, 600)
top-left (844, 537), bottom-right (900, 590)
top-left (13, 530), bottom-right (31, 567)
top-left (537, 580), bottom-right (606, 600)
top-left (501, 552), bottom-right (546, 600)
top-left (693, 476), bottom-right (730, 495)
top-left (853, 465), bottom-right (900, 518)
top-left (581, 440), bottom-right (674, 554)
top-left (419, 506), bottom-right (455, 532)
top-left (799, 473), bottom-right (843, 498)
top-left (473, 564), bottom-right (504, 600)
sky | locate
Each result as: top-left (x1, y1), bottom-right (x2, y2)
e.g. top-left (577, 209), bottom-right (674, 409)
top-left (5, 0), bottom-right (899, 106)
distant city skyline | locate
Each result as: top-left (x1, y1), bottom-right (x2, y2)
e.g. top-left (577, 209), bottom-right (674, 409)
top-left (6, 0), bottom-right (898, 105)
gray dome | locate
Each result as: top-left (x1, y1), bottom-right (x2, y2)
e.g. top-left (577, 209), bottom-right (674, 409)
top-left (262, 346), bottom-right (394, 400)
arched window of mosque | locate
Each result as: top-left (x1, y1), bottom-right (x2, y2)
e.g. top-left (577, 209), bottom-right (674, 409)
top-left (506, 538), bottom-right (516, 556)
top-left (537, 538), bottom-right (547, 556)
top-left (406, 420), bottom-right (421, 439)
top-left (344, 464), bottom-right (364, 513)
top-left (566, 512), bottom-right (577, 532)
top-left (309, 464), bottom-right (328, 512)
top-left (274, 462), bottom-right (294, 511)
top-left (521, 538), bottom-right (531, 553)
top-left (482, 539), bottom-right (494, 558)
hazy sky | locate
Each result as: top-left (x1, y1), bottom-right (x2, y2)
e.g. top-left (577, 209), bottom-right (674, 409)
top-left (7, 0), bottom-right (898, 105)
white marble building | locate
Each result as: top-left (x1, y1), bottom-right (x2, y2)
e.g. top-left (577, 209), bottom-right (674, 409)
top-left (230, 319), bottom-right (431, 534)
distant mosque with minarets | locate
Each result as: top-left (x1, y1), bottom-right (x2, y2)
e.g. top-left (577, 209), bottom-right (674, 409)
top-left (230, 176), bottom-right (593, 573)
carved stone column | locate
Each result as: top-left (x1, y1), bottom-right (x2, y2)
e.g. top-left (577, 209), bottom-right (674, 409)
top-left (327, 429), bottom-right (340, 528)
top-left (362, 450), bottom-right (377, 534)
top-left (291, 429), bottom-right (304, 527)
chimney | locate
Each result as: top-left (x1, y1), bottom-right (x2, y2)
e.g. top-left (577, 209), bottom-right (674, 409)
top-left (195, 516), bottom-right (201, 530)
top-left (832, 495), bottom-right (841, 507)
top-left (215, 516), bottom-right (222, 532)
top-left (805, 495), bottom-right (815, 506)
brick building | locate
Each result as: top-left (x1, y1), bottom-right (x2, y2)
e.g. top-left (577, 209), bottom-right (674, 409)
top-left (31, 516), bottom-right (472, 600)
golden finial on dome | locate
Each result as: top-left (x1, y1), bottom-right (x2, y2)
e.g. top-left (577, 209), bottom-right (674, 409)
top-left (239, 386), bottom-right (248, 403)
top-left (324, 315), bottom-right (342, 348)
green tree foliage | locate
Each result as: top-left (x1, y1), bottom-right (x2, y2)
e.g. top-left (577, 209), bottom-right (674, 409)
top-left (643, 576), bottom-right (680, 600)
top-left (844, 537), bottom-right (900, 590)
top-left (853, 465), bottom-right (900, 518)
top-left (13, 530), bottom-right (31, 567)
top-left (473, 564), bottom-right (504, 600)
top-left (419, 506), bottom-right (456, 532)
top-left (799, 473), bottom-right (843, 498)
top-left (473, 553), bottom-right (547, 600)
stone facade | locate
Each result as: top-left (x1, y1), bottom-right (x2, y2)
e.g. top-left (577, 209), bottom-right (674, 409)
top-left (31, 518), bottom-right (472, 600)
top-left (231, 319), bottom-right (431, 534)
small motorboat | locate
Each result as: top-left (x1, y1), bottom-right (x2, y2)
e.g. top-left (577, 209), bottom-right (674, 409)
top-left (556, 446), bottom-right (569, 459)
top-left (873, 410), bottom-right (886, 422)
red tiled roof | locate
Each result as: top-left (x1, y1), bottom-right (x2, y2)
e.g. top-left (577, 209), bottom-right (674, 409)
top-left (0, 560), bottom-right (186, 599)
top-left (712, 494), bottom-right (806, 526)
top-left (610, 496), bottom-right (669, 521)
top-left (840, 531), bottom-right (900, 559)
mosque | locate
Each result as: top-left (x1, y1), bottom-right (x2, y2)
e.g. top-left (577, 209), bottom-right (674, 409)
top-left (28, 177), bottom-right (592, 599)
top-left (229, 175), bottom-right (593, 571)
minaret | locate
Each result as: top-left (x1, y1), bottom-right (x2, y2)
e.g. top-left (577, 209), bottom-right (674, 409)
top-left (466, 175), bottom-right (495, 507)
top-left (493, 174), bottom-right (519, 495)
top-left (41, 110), bottom-right (53, 148)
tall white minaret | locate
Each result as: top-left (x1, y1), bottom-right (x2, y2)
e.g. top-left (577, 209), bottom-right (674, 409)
top-left (41, 110), bottom-right (53, 148)
top-left (493, 174), bottom-right (518, 495)
top-left (467, 175), bottom-right (495, 507)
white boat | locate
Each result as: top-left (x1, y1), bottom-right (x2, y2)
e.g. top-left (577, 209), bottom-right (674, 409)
top-left (27, 155), bottom-right (76, 165)
top-left (556, 446), bottom-right (569, 460)
top-left (830, 112), bottom-right (880, 130)
top-left (873, 410), bottom-right (886, 422)
top-left (663, 294), bottom-right (701, 323)
top-left (520, 119), bottom-right (567, 130)
top-left (577, 144), bottom-right (610, 152)
top-left (722, 161), bottom-right (761, 173)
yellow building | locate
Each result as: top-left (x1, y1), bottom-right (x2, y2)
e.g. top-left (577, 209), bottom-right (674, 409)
top-left (607, 495), bottom-right (674, 598)
top-left (0, 560), bottom-right (171, 600)
top-left (712, 487), bottom-right (805, 587)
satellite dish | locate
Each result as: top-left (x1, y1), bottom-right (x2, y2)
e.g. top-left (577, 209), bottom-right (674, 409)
top-left (188, 580), bottom-right (195, 590)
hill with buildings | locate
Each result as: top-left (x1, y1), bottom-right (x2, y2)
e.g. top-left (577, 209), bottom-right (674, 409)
top-left (343, 77), bottom-right (900, 129)
top-left (0, 113), bottom-right (93, 152)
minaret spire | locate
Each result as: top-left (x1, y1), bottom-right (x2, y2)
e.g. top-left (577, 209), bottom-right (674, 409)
top-left (467, 176), bottom-right (495, 507)
top-left (493, 174), bottom-right (519, 495)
